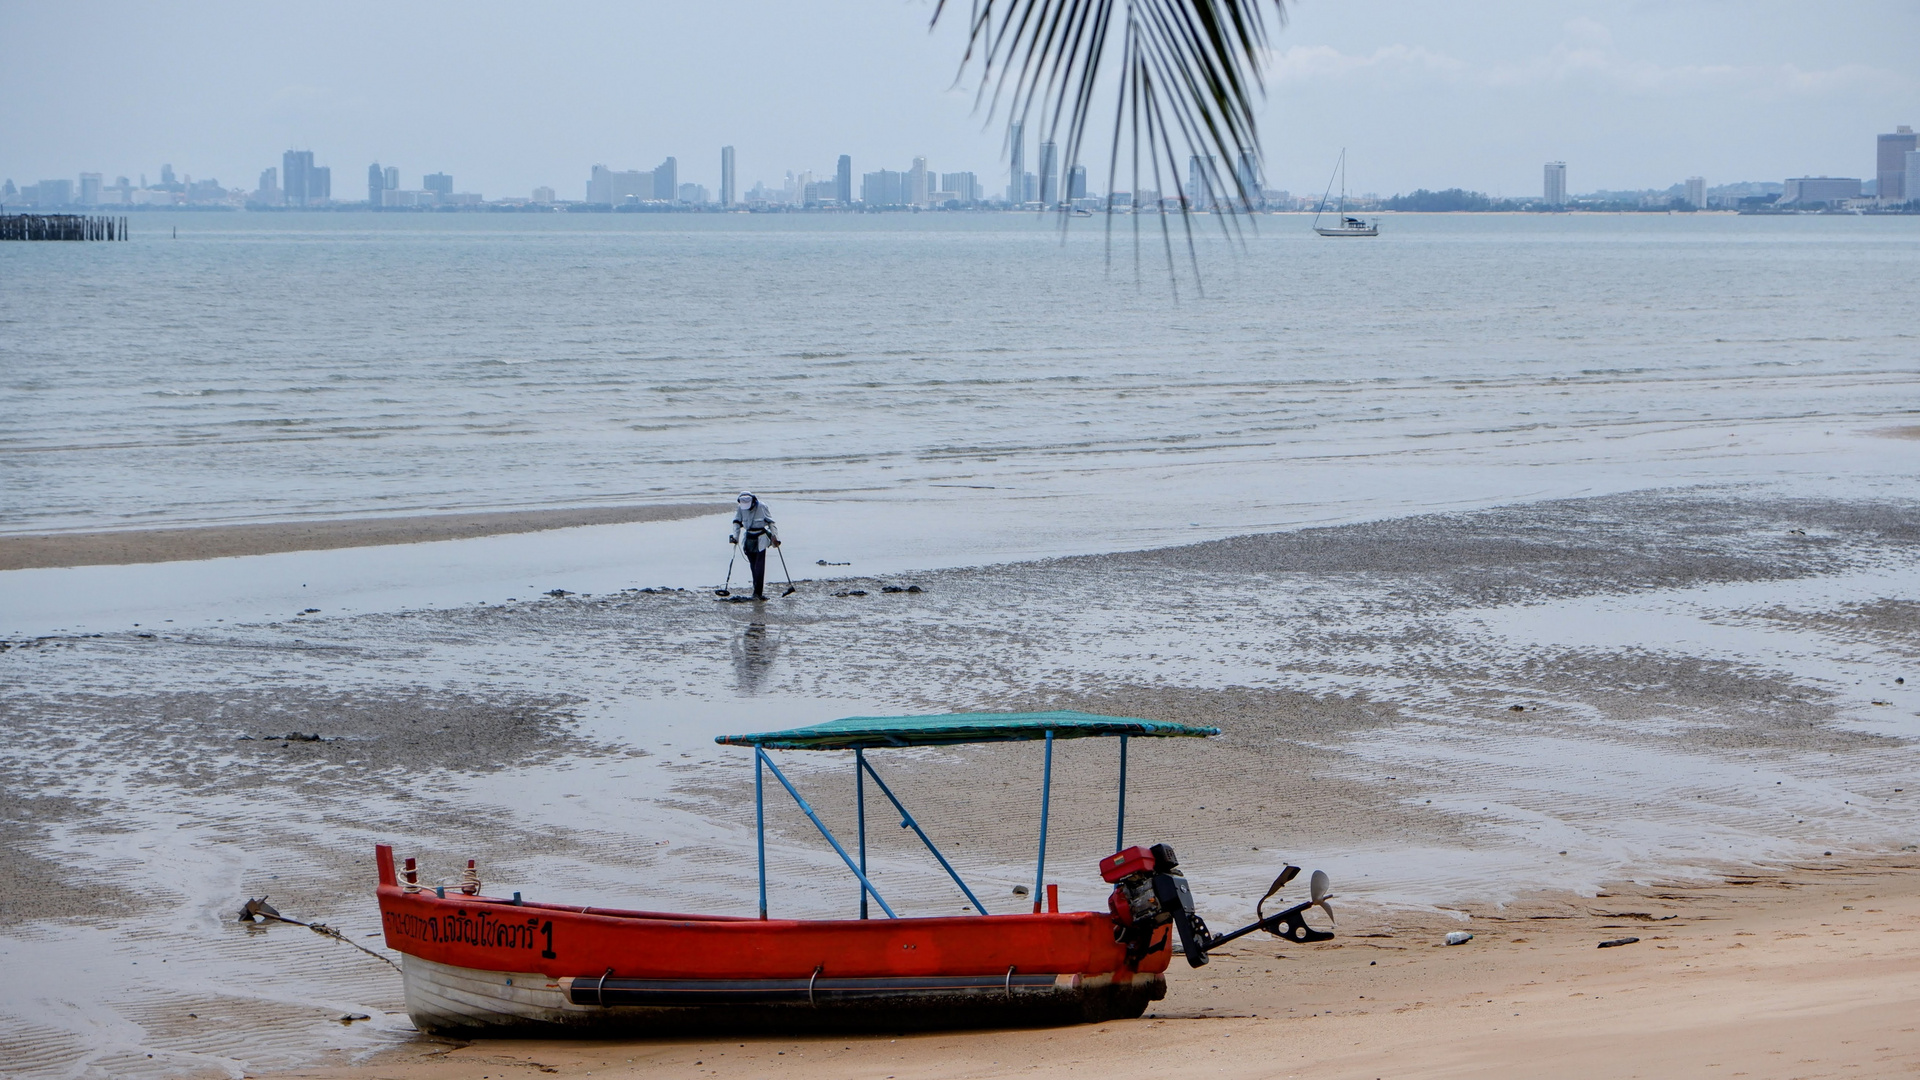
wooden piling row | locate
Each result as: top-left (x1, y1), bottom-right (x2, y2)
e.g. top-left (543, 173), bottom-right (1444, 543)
top-left (0, 214), bottom-right (130, 241)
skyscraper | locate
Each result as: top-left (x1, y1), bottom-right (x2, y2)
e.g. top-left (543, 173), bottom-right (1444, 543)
top-left (1543, 161), bottom-right (1567, 206)
top-left (1187, 155), bottom-right (1217, 209)
top-left (283, 150), bottom-right (315, 206)
top-left (836, 155), bottom-right (852, 206)
top-left (721, 146), bottom-right (736, 207)
top-left (862, 170), bottom-right (905, 206)
top-left (1236, 149), bottom-right (1260, 207)
top-left (424, 173), bottom-right (453, 198)
top-left (1907, 150), bottom-right (1920, 209)
top-left (1038, 140), bottom-right (1058, 206)
top-left (1877, 126), bottom-right (1917, 204)
top-left (943, 172), bottom-right (980, 204)
top-left (256, 167), bottom-right (279, 205)
top-left (1008, 121), bottom-right (1025, 204)
top-left (78, 173), bottom-right (102, 205)
top-left (589, 164), bottom-right (653, 204)
top-left (1684, 176), bottom-right (1706, 209)
top-left (1068, 165), bottom-right (1086, 201)
top-left (384, 166), bottom-right (399, 191)
top-left (654, 157), bottom-right (678, 201)
top-left (368, 163), bottom-right (386, 206)
top-left (909, 157), bottom-right (929, 206)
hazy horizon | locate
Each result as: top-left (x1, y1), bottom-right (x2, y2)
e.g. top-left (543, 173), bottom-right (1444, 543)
top-left (4, 0), bottom-right (1916, 201)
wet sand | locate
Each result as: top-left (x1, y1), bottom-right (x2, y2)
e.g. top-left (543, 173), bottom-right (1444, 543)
top-left (0, 503), bottom-right (725, 571)
top-left (272, 855), bottom-right (1920, 1080)
top-left (2, 488), bottom-right (1916, 1078)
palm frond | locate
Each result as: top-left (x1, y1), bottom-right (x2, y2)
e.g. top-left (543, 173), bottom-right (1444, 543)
top-left (936, 0), bottom-right (1285, 284)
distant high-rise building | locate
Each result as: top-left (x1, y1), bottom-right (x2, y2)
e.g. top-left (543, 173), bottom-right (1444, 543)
top-left (78, 173), bottom-right (102, 205)
top-left (424, 173), bottom-right (453, 198)
top-left (160, 164), bottom-right (177, 188)
top-left (836, 155), bottom-right (852, 205)
top-left (283, 150), bottom-right (316, 206)
top-left (368, 163), bottom-right (386, 205)
top-left (1878, 126), bottom-right (1917, 204)
top-left (384, 166), bottom-right (399, 191)
top-left (1684, 176), bottom-right (1706, 209)
top-left (1023, 171), bottom-right (1037, 204)
top-left (311, 166), bottom-right (330, 201)
top-left (1008, 121), bottom-right (1025, 203)
top-left (1038, 140), bottom-right (1058, 205)
top-left (1068, 164), bottom-right (1087, 201)
top-left (588, 164), bottom-right (653, 204)
top-left (654, 157), bottom-right (678, 201)
top-left (942, 171), bottom-right (980, 203)
top-left (256, 167), bottom-right (279, 205)
top-left (1906, 150), bottom-right (1920, 209)
top-left (1236, 149), bottom-right (1259, 207)
top-left (862, 170), bottom-right (905, 206)
top-left (33, 178), bottom-right (73, 206)
top-left (721, 146), bottom-right (736, 207)
top-left (909, 157), bottom-right (929, 206)
top-left (1187, 155), bottom-right (1218, 209)
top-left (1782, 176), bottom-right (1861, 205)
top-left (679, 183), bottom-right (710, 205)
top-left (532, 186), bottom-right (556, 203)
top-left (1543, 161), bottom-right (1567, 206)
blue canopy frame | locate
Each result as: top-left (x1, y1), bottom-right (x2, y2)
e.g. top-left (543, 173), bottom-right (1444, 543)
top-left (716, 711), bottom-right (1219, 919)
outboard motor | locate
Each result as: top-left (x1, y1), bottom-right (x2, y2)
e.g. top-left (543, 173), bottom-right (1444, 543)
top-left (1102, 843), bottom-right (1335, 969)
top-left (1103, 843), bottom-right (1211, 967)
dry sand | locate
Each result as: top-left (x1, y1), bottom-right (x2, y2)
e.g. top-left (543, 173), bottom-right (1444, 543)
top-left (272, 856), bottom-right (1920, 1080)
top-left (0, 503), bottom-right (724, 571)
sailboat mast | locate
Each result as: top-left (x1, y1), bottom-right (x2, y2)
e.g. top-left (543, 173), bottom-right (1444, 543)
top-left (1315, 150), bottom-right (1343, 226)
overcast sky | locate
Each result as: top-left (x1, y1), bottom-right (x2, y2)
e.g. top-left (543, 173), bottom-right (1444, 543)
top-left (4, 0), bottom-right (1916, 199)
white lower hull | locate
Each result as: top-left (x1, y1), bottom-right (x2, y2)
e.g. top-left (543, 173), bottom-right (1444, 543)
top-left (402, 954), bottom-right (583, 1031)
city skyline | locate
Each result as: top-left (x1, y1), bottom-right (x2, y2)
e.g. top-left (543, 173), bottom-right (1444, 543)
top-left (3, 1), bottom-right (1917, 203)
top-left (9, 119), bottom-right (1916, 212)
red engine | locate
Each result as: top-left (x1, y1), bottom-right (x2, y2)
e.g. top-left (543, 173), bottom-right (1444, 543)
top-left (1103, 843), bottom-right (1209, 967)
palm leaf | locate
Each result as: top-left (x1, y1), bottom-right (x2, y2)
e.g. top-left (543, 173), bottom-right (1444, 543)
top-left (935, 0), bottom-right (1285, 286)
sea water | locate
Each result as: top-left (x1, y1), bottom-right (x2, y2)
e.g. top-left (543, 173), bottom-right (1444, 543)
top-left (5, 211), bottom-right (1917, 561)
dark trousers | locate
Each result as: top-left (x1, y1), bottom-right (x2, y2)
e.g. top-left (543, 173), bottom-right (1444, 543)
top-left (746, 547), bottom-right (768, 597)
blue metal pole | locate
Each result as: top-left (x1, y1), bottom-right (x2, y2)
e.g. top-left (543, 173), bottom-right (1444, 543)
top-left (755, 744), bottom-right (767, 920)
top-left (758, 748), bottom-right (898, 919)
top-left (1116, 734), bottom-right (1129, 853)
top-left (857, 747), bottom-right (869, 920)
top-left (860, 755), bottom-right (989, 915)
top-left (1034, 729), bottom-right (1053, 913)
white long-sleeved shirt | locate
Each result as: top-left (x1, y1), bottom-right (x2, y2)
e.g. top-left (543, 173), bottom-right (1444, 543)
top-left (730, 501), bottom-right (778, 552)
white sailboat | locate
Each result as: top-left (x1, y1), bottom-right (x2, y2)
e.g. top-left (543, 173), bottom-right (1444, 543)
top-left (1312, 150), bottom-right (1378, 237)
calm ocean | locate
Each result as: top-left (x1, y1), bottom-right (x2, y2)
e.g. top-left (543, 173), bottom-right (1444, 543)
top-left (4, 211), bottom-right (1917, 556)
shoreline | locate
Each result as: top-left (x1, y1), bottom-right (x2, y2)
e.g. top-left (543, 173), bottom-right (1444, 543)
top-left (0, 502), bottom-right (727, 571)
top-left (272, 854), bottom-right (1920, 1080)
top-left (3, 487), bottom-right (1915, 1078)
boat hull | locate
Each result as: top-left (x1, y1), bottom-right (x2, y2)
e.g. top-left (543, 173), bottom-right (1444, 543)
top-left (401, 954), bottom-right (1164, 1035)
top-left (1313, 226), bottom-right (1378, 236)
top-left (375, 846), bottom-right (1170, 1036)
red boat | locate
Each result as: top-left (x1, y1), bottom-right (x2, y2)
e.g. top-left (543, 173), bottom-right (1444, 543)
top-left (374, 711), bottom-right (1336, 1035)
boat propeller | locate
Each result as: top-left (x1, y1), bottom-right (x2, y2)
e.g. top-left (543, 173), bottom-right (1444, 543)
top-left (1103, 843), bottom-right (1335, 969)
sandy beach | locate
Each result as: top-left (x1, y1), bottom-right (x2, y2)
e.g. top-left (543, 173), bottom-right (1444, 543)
top-left (2, 488), bottom-right (1916, 1079)
top-left (273, 856), bottom-right (1920, 1080)
top-left (0, 503), bottom-right (725, 571)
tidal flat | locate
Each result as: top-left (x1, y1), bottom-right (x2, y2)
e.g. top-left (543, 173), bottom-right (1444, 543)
top-left (1, 487), bottom-right (1916, 1078)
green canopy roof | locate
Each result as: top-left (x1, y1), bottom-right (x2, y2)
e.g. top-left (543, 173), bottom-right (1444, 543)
top-left (714, 710), bottom-right (1219, 751)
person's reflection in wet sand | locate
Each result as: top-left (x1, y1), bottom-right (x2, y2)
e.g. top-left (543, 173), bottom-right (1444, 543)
top-left (731, 620), bottom-right (779, 694)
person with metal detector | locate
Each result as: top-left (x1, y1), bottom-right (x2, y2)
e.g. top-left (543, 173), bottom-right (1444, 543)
top-left (726, 492), bottom-right (789, 601)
